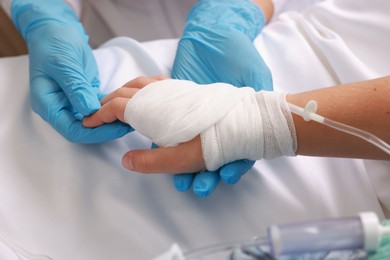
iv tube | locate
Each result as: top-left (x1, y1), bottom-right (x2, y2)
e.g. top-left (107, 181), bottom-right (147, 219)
top-left (183, 237), bottom-right (270, 259)
top-left (287, 100), bottom-right (390, 156)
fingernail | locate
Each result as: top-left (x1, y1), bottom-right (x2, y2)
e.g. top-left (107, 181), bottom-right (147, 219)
top-left (194, 181), bottom-right (210, 198)
top-left (221, 172), bottom-right (240, 185)
top-left (194, 189), bottom-right (209, 199)
top-left (174, 174), bottom-right (193, 192)
top-left (122, 154), bottom-right (134, 170)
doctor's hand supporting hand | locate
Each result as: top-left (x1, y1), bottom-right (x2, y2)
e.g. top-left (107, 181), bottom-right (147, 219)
top-left (171, 0), bottom-right (274, 197)
top-left (83, 76), bottom-right (390, 180)
top-left (11, 0), bottom-right (131, 143)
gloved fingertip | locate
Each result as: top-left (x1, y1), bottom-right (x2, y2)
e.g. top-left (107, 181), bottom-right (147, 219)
top-left (193, 181), bottom-right (215, 198)
top-left (118, 124), bottom-right (133, 135)
top-left (81, 122), bottom-right (132, 143)
top-left (73, 93), bottom-right (101, 116)
top-left (151, 143), bottom-right (159, 149)
top-left (220, 170), bottom-right (241, 185)
top-left (193, 189), bottom-right (211, 199)
top-left (174, 174), bottom-right (194, 192)
top-left (193, 171), bottom-right (220, 198)
top-left (220, 160), bottom-right (256, 184)
top-left (74, 112), bottom-right (84, 121)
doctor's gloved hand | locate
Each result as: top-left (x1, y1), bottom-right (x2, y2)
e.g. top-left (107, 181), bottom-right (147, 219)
top-left (172, 0), bottom-right (272, 91)
top-left (171, 0), bottom-right (273, 197)
top-left (11, 0), bottom-right (131, 143)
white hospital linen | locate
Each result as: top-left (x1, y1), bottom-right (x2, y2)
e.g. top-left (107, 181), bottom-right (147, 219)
top-left (0, 0), bottom-right (389, 259)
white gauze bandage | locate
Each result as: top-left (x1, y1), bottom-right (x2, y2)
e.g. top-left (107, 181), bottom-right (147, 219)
top-left (124, 79), bottom-right (297, 171)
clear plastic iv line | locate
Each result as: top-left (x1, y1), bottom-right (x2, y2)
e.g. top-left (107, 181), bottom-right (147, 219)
top-left (288, 100), bottom-right (390, 156)
top-left (183, 237), bottom-right (270, 259)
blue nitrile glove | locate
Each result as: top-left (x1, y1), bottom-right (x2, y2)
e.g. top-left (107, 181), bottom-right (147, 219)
top-left (11, 0), bottom-right (131, 143)
top-left (171, 0), bottom-right (273, 198)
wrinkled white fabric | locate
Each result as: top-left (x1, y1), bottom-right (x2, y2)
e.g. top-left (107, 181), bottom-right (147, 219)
top-left (124, 79), bottom-right (297, 170)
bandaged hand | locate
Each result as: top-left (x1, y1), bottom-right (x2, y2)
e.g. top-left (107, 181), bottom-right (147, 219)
top-left (83, 77), bottom-right (296, 176)
top-left (11, 0), bottom-right (131, 143)
top-left (171, 0), bottom-right (273, 197)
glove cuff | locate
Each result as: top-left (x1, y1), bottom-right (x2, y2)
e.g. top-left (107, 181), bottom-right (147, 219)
top-left (183, 0), bottom-right (266, 41)
top-left (11, 0), bottom-right (85, 40)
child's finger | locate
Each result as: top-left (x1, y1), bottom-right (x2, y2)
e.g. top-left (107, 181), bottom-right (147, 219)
top-left (83, 97), bottom-right (129, 128)
top-left (100, 75), bottom-right (168, 105)
top-left (122, 75), bottom-right (168, 90)
top-left (122, 136), bottom-right (205, 174)
top-left (101, 87), bottom-right (139, 105)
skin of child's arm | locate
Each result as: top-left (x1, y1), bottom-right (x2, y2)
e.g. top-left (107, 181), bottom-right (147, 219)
top-left (287, 76), bottom-right (390, 160)
top-left (83, 76), bottom-right (390, 174)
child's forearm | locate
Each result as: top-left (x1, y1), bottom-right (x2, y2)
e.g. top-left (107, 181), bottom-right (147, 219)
top-left (287, 76), bottom-right (390, 160)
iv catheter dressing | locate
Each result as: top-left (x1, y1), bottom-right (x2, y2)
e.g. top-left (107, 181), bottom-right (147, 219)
top-left (288, 100), bottom-right (390, 155)
top-left (154, 212), bottom-right (390, 260)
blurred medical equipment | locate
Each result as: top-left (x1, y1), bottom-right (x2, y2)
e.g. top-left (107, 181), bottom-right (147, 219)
top-left (155, 212), bottom-right (389, 259)
top-left (288, 100), bottom-right (390, 156)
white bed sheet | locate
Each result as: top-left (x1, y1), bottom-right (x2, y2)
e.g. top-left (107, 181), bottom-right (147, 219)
top-left (0, 0), bottom-right (389, 259)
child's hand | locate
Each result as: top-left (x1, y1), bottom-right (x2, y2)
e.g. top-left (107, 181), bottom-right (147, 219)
top-left (83, 76), bottom-right (206, 174)
top-left (83, 76), bottom-right (165, 128)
